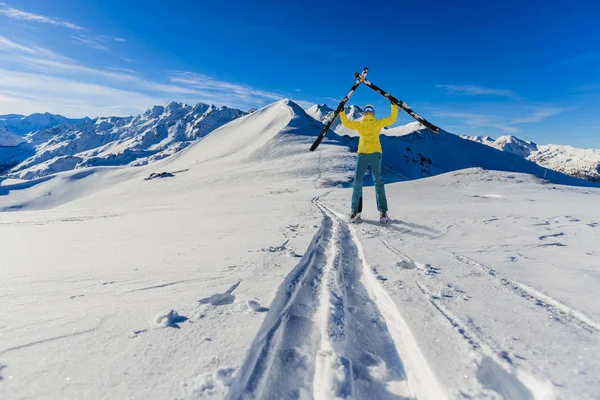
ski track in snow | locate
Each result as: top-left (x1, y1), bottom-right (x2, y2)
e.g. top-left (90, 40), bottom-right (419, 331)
top-left (453, 253), bottom-right (600, 333)
top-left (379, 220), bottom-right (600, 334)
top-left (227, 198), bottom-right (445, 400)
top-left (0, 317), bottom-right (108, 357)
top-left (416, 282), bottom-right (553, 400)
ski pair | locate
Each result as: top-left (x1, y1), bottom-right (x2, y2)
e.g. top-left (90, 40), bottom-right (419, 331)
top-left (309, 68), bottom-right (440, 151)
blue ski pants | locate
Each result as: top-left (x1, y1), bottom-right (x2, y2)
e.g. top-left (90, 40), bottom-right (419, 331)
top-left (351, 152), bottom-right (388, 213)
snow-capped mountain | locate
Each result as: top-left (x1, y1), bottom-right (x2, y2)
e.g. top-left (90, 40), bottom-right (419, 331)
top-left (0, 126), bottom-right (25, 147)
top-left (460, 135), bottom-right (495, 146)
top-left (305, 104), bottom-right (334, 122)
top-left (0, 112), bottom-right (89, 136)
top-left (462, 135), bottom-right (600, 183)
top-left (1, 102), bottom-right (245, 179)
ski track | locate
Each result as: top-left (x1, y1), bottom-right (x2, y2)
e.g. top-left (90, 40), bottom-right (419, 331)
top-left (379, 220), bottom-right (600, 334)
top-left (416, 282), bottom-right (555, 400)
top-left (0, 317), bottom-right (108, 357)
top-left (453, 253), bottom-right (600, 333)
top-left (227, 198), bottom-right (445, 400)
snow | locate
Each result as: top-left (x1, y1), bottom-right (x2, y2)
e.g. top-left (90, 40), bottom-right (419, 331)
top-left (155, 309), bottom-right (188, 328)
top-left (1, 102), bottom-right (245, 178)
top-left (462, 134), bottom-right (600, 183)
top-left (1, 99), bottom-right (600, 399)
top-left (0, 112), bottom-right (88, 136)
top-left (0, 127), bottom-right (25, 147)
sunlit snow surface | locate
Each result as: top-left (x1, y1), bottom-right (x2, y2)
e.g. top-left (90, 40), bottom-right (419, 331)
top-left (1, 100), bottom-right (599, 399)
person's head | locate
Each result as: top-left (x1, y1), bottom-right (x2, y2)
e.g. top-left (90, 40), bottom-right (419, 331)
top-left (364, 104), bottom-right (375, 116)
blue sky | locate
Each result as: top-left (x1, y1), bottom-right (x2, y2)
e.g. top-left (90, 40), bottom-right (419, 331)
top-left (0, 0), bottom-right (599, 147)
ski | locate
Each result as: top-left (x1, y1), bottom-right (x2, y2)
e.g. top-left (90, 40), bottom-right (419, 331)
top-left (355, 73), bottom-right (441, 133)
top-left (309, 67), bottom-right (369, 151)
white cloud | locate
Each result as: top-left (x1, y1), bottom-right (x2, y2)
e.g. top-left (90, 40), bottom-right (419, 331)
top-left (0, 37), bottom-right (293, 117)
top-left (437, 84), bottom-right (518, 98)
top-left (113, 37), bottom-right (126, 42)
top-left (431, 105), bottom-right (566, 134)
top-left (169, 72), bottom-right (283, 104)
top-left (0, 35), bottom-right (36, 54)
top-left (511, 107), bottom-right (566, 124)
top-left (0, 69), bottom-right (165, 117)
top-left (71, 35), bottom-right (110, 51)
top-left (0, 4), bottom-right (85, 30)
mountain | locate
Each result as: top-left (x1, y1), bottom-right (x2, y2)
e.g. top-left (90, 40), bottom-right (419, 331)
top-left (305, 104), bottom-right (334, 122)
top-left (462, 135), bottom-right (600, 183)
top-left (0, 113), bottom-right (25, 120)
top-left (1, 102), bottom-right (245, 179)
top-left (0, 112), bottom-right (90, 136)
top-left (0, 126), bottom-right (26, 147)
top-left (460, 135), bottom-right (495, 146)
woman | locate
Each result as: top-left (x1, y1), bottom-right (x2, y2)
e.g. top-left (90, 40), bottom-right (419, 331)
top-left (339, 102), bottom-right (398, 223)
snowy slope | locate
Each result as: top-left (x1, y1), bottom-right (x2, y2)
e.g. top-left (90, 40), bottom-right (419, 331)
top-left (0, 126), bottom-right (25, 147)
top-left (462, 135), bottom-right (600, 183)
top-left (2, 102), bottom-right (245, 179)
top-left (1, 99), bottom-right (600, 400)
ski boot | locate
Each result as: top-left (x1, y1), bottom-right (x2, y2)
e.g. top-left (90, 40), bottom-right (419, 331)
top-left (380, 212), bottom-right (389, 224)
top-left (349, 212), bottom-right (361, 223)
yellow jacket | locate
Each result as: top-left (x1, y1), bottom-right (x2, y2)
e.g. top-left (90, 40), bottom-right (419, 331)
top-left (339, 104), bottom-right (399, 154)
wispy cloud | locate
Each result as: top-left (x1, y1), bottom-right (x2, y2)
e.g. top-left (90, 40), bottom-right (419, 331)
top-left (0, 3), bottom-right (85, 30)
top-left (170, 72), bottom-right (283, 104)
top-left (113, 37), bottom-right (126, 42)
top-left (71, 35), bottom-right (110, 51)
top-left (0, 36), bottom-right (291, 116)
top-left (0, 35), bottom-right (36, 54)
top-left (436, 84), bottom-right (518, 98)
top-left (511, 107), bottom-right (566, 124)
top-left (431, 105), bottom-right (567, 134)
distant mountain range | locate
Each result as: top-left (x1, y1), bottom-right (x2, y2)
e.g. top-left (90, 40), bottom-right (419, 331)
top-left (461, 135), bottom-right (600, 183)
top-left (1, 102), bottom-right (598, 185)
top-left (0, 103), bottom-right (245, 179)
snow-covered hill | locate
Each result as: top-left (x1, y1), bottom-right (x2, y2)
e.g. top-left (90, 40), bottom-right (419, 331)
top-left (462, 135), bottom-right (600, 183)
top-left (2, 99), bottom-right (600, 400)
top-left (0, 102), bottom-right (245, 179)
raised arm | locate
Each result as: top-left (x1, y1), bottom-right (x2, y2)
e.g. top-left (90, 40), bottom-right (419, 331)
top-left (339, 110), bottom-right (361, 130)
top-left (378, 103), bottom-right (399, 127)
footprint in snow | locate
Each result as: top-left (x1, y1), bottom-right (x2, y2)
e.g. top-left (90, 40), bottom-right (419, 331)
top-left (199, 281), bottom-right (240, 306)
top-left (246, 299), bottom-right (269, 313)
top-left (193, 367), bottom-right (236, 395)
top-left (129, 328), bottom-right (148, 338)
top-left (154, 309), bottom-right (188, 328)
top-left (538, 232), bottom-right (565, 240)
